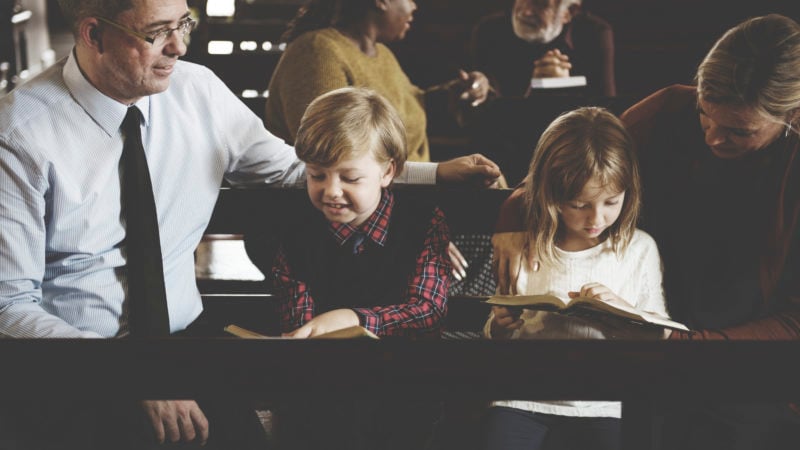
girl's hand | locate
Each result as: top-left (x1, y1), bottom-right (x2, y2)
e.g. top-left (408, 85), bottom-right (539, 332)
top-left (283, 309), bottom-right (360, 338)
top-left (489, 306), bottom-right (524, 339)
top-left (569, 283), bottom-right (634, 309)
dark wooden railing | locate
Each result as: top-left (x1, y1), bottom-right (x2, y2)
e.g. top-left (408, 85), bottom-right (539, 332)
top-left (4, 186), bottom-right (799, 450)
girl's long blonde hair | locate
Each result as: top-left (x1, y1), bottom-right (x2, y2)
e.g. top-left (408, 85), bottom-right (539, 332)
top-left (523, 107), bottom-right (641, 267)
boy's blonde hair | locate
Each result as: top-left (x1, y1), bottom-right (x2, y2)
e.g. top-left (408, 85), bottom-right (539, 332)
top-left (295, 87), bottom-right (407, 175)
top-left (523, 107), bottom-right (641, 267)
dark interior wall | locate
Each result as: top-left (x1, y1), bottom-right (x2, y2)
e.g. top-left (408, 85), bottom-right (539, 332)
top-left (390, 0), bottom-right (800, 99)
top-left (588, 0), bottom-right (800, 99)
top-left (39, 0), bottom-right (800, 116)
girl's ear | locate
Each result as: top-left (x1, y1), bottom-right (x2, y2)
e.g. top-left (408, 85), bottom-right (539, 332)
top-left (375, 0), bottom-right (389, 12)
top-left (380, 159), bottom-right (396, 187)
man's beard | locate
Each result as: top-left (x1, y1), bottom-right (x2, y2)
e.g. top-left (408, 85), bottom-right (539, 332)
top-left (512, 17), bottom-right (564, 43)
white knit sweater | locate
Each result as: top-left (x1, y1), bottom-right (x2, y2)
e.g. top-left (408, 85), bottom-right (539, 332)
top-left (484, 229), bottom-right (667, 418)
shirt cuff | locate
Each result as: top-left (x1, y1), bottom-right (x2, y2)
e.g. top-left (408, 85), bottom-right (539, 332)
top-left (396, 162), bottom-right (437, 185)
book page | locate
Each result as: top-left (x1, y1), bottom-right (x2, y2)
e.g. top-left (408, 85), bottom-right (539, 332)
top-left (485, 295), bottom-right (689, 331)
top-left (568, 297), bottom-right (689, 331)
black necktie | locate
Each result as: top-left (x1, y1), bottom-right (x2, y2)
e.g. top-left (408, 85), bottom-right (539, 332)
top-left (121, 106), bottom-right (170, 337)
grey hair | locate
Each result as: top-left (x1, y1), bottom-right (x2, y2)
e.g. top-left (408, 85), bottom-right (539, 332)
top-left (557, 0), bottom-right (582, 13)
top-left (57, 0), bottom-right (135, 35)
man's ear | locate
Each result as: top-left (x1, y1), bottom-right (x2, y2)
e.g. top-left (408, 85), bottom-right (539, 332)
top-left (562, 2), bottom-right (581, 25)
top-left (79, 18), bottom-right (104, 53)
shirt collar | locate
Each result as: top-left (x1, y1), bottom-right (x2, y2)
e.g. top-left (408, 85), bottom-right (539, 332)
top-left (63, 49), bottom-right (151, 137)
top-left (329, 189), bottom-right (394, 248)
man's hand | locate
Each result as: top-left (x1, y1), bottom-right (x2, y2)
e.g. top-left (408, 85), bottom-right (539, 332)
top-left (454, 69), bottom-right (492, 107)
top-left (141, 400), bottom-right (209, 445)
top-left (284, 309), bottom-right (360, 338)
top-left (492, 231), bottom-right (536, 295)
top-left (436, 153), bottom-right (502, 187)
top-left (533, 49), bottom-right (572, 78)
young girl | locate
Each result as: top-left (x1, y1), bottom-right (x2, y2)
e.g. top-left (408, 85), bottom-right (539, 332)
top-left (484, 107), bottom-right (668, 450)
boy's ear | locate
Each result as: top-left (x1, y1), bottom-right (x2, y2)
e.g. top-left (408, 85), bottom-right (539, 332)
top-left (380, 160), bottom-right (396, 187)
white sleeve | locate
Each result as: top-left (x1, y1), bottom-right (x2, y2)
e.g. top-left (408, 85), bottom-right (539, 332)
top-left (196, 70), bottom-right (305, 188)
top-left (394, 162), bottom-right (438, 185)
top-left (0, 140), bottom-right (102, 338)
top-left (630, 232), bottom-right (668, 317)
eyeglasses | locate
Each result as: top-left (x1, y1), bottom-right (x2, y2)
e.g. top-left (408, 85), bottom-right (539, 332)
top-left (96, 16), bottom-right (197, 47)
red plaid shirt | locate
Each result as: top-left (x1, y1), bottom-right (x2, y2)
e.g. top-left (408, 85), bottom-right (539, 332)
top-left (273, 189), bottom-right (451, 336)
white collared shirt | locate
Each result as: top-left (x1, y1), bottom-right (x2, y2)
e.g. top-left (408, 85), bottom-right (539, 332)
top-left (0, 52), bottom-right (435, 338)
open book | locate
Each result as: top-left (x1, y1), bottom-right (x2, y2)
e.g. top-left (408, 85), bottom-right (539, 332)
top-left (224, 324), bottom-right (379, 339)
top-left (530, 75), bottom-right (587, 89)
top-left (485, 294), bottom-right (689, 331)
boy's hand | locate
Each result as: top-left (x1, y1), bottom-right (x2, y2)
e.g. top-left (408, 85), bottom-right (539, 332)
top-left (283, 309), bottom-right (360, 338)
top-left (436, 153), bottom-right (502, 187)
top-left (489, 306), bottom-right (524, 339)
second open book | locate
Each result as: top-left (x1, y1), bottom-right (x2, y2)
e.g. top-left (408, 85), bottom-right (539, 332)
top-left (485, 294), bottom-right (689, 331)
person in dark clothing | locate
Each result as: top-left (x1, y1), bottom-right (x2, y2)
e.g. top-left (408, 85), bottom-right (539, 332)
top-left (470, 0), bottom-right (615, 98)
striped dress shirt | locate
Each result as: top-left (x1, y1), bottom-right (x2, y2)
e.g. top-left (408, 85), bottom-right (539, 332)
top-left (0, 52), bottom-right (436, 338)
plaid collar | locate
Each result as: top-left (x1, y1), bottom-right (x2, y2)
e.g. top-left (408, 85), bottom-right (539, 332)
top-left (329, 189), bottom-right (393, 248)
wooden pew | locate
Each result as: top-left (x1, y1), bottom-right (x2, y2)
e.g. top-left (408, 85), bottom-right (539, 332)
top-left (201, 185), bottom-right (511, 335)
top-left (2, 338), bottom-right (799, 450)
top-left (5, 186), bottom-right (798, 450)
top-left (205, 185), bottom-right (510, 236)
top-left (197, 185), bottom-right (800, 448)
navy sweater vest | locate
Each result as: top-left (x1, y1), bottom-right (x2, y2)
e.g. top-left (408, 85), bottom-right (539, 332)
top-left (282, 195), bottom-right (435, 314)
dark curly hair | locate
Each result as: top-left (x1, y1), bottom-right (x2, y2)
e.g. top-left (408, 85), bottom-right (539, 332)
top-left (281, 0), bottom-right (376, 43)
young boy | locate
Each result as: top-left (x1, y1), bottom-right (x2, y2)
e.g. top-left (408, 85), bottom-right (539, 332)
top-left (270, 87), bottom-right (451, 449)
top-left (272, 86), bottom-right (452, 339)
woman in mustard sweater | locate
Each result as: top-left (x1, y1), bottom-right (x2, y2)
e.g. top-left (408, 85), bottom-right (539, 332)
top-left (263, 0), bottom-right (497, 289)
top-left (265, 0), bottom-right (492, 163)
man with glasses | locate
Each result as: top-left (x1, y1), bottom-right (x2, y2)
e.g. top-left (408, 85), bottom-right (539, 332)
top-left (0, 0), bottom-right (502, 448)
